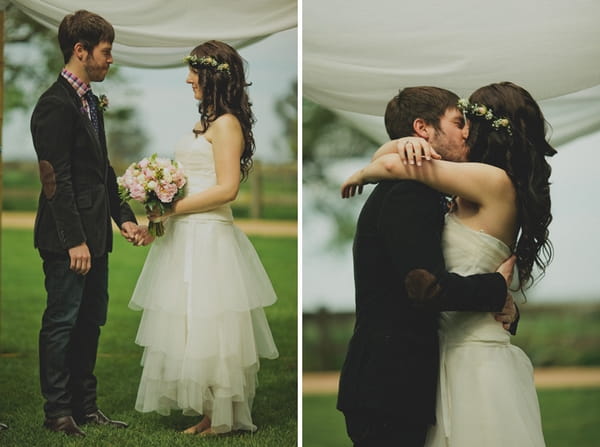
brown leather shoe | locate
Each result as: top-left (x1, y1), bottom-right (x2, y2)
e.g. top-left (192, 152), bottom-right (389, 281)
top-left (78, 409), bottom-right (128, 428)
top-left (43, 416), bottom-right (86, 437)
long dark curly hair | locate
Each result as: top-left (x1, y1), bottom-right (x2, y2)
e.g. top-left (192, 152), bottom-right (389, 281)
top-left (466, 82), bottom-right (556, 290)
top-left (187, 40), bottom-right (256, 181)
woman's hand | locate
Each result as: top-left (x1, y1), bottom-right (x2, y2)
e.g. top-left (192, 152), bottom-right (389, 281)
top-left (341, 169), bottom-right (366, 198)
top-left (132, 225), bottom-right (156, 246)
top-left (396, 137), bottom-right (441, 166)
top-left (147, 207), bottom-right (173, 223)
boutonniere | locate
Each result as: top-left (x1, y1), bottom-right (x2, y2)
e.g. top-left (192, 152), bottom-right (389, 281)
top-left (98, 94), bottom-right (109, 112)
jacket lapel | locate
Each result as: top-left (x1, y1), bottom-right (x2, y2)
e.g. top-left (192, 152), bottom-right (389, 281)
top-left (56, 76), bottom-right (107, 164)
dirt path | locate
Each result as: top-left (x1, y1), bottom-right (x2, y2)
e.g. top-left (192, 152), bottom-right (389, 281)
top-left (303, 367), bottom-right (600, 394)
top-left (1, 211), bottom-right (297, 237)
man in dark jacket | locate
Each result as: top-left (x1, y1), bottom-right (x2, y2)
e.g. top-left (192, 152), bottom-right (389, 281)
top-left (30, 10), bottom-right (143, 437)
top-left (337, 87), bottom-right (516, 447)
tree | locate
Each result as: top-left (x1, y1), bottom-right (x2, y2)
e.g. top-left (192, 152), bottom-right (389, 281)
top-left (4, 4), bottom-right (147, 166)
top-left (302, 97), bottom-right (379, 247)
top-left (273, 80), bottom-right (297, 159)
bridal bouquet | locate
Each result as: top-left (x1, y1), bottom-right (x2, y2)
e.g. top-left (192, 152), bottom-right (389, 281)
top-left (117, 154), bottom-right (187, 237)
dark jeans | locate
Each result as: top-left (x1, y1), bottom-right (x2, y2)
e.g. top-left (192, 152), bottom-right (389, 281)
top-left (343, 410), bottom-right (429, 447)
top-left (39, 251), bottom-right (109, 419)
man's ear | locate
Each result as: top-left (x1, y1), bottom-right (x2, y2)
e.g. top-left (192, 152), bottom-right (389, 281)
top-left (73, 42), bottom-right (87, 61)
top-left (413, 118), bottom-right (430, 140)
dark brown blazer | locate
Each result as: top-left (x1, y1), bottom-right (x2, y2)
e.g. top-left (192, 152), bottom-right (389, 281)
top-left (30, 75), bottom-right (136, 257)
top-left (337, 180), bottom-right (507, 424)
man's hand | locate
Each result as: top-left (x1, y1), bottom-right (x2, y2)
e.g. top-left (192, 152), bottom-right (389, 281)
top-left (120, 221), bottom-right (138, 243)
top-left (68, 242), bottom-right (92, 275)
top-left (496, 254), bottom-right (516, 287)
top-left (495, 255), bottom-right (518, 330)
top-left (494, 294), bottom-right (518, 330)
top-left (132, 225), bottom-right (155, 246)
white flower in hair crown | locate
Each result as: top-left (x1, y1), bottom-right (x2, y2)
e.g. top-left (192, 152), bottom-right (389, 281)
top-left (183, 55), bottom-right (231, 76)
top-left (457, 98), bottom-right (512, 136)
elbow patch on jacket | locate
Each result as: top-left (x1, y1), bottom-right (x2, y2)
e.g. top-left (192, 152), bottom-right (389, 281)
top-left (405, 269), bottom-right (442, 307)
top-left (39, 160), bottom-right (57, 199)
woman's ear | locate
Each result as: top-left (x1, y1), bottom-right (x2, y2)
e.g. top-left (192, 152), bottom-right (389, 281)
top-left (413, 118), bottom-right (430, 140)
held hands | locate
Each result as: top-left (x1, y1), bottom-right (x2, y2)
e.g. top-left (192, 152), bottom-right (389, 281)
top-left (120, 221), bottom-right (155, 247)
top-left (132, 225), bottom-right (155, 246)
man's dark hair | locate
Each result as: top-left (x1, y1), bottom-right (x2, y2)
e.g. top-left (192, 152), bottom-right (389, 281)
top-left (384, 87), bottom-right (459, 139)
top-left (58, 10), bottom-right (114, 63)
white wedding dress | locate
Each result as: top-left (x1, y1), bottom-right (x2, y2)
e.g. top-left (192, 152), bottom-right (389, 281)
top-left (425, 213), bottom-right (545, 447)
top-left (129, 132), bottom-right (279, 433)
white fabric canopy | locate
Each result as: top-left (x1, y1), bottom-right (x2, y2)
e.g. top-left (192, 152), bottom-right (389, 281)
top-left (304, 0), bottom-right (600, 146)
top-left (336, 85), bottom-right (600, 148)
top-left (9, 0), bottom-right (297, 67)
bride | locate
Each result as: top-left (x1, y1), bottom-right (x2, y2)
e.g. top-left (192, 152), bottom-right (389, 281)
top-left (342, 81), bottom-right (555, 446)
top-left (129, 40), bottom-right (279, 436)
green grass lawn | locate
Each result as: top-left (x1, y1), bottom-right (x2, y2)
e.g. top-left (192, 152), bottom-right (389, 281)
top-left (303, 390), bottom-right (600, 447)
top-left (0, 228), bottom-right (297, 447)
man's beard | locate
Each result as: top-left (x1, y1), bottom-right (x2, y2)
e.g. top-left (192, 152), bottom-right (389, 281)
top-left (85, 56), bottom-right (108, 82)
top-left (432, 131), bottom-right (467, 162)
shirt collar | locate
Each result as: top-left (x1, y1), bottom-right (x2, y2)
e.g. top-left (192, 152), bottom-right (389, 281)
top-left (61, 68), bottom-right (91, 98)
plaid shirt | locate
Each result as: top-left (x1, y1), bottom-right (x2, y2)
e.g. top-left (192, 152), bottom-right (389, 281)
top-left (61, 68), bottom-right (92, 119)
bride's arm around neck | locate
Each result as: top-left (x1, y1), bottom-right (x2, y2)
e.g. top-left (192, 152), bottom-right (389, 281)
top-left (173, 114), bottom-right (244, 216)
top-left (361, 153), bottom-right (515, 209)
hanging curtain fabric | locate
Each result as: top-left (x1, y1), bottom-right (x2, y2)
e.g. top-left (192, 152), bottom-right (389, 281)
top-left (303, 0), bottom-right (600, 146)
top-left (304, 0), bottom-right (600, 114)
top-left (9, 0), bottom-right (297, 67)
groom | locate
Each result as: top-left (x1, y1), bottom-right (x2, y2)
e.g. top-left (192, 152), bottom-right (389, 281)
top-left (30, 10), bottom-right (141, 437)
top-left (337, 86), bottom-right (516, 447)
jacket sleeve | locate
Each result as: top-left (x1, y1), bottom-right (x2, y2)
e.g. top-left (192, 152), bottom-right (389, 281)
top-left (379, 182), bottom-right (506, 313)
top-left (31, 95), bottom-right (86, 249)
top-left (107, 164), bottom-right (137, 228)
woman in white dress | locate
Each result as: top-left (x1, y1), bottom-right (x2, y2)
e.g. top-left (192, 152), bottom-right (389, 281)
top-left (341, 81), bottom-right (555, 446)
top-left (129, 40), bottom-right (279, 436)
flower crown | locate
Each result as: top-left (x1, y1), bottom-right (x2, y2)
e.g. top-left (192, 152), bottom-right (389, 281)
top-left (183, 55), bottom-right (231, 76)
top-left (457, 98), bottom-right (513, 136)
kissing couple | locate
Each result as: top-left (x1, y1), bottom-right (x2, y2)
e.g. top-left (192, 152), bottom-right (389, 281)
top-left (338, 83), bottom-right (555, 446)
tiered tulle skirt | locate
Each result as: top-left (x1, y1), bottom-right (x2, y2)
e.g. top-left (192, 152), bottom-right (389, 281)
top-left (129, 214), bottom-right (278, 433)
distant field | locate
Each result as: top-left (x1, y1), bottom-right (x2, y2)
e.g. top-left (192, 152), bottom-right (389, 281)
top-left (304, 303), bottom-right (600, 371)
top-left (2, 160), bottom-right (297, 220)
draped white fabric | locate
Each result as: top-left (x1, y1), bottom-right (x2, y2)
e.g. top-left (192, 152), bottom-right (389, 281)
top-left (336, 85), bottom-right (600, 148)
top-left (304, 0), bottom-right (600, 146)
top-left (9, 0), bottom-right (297, 67)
